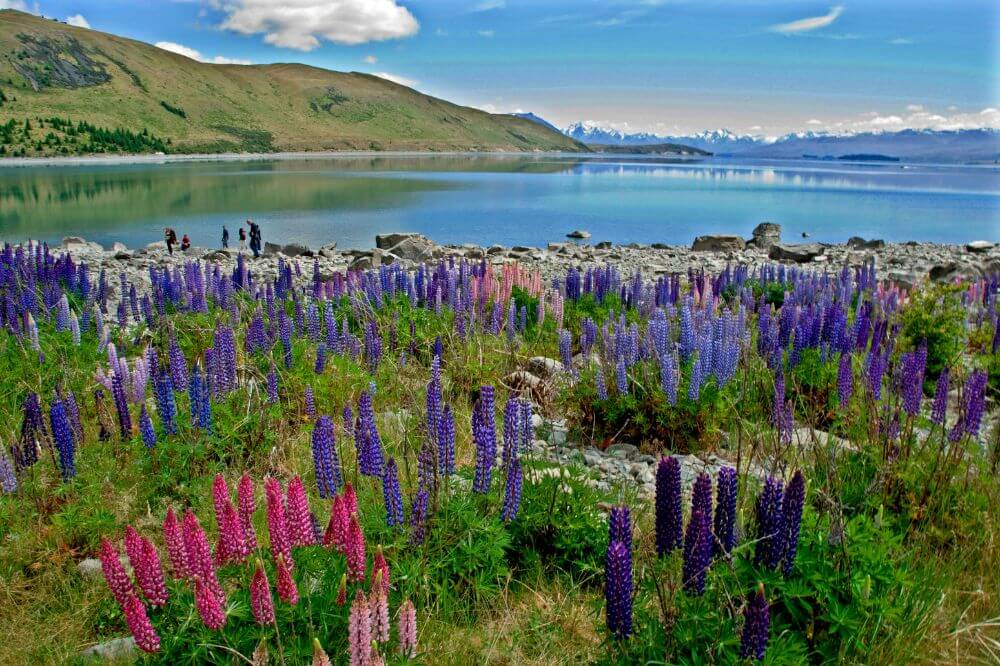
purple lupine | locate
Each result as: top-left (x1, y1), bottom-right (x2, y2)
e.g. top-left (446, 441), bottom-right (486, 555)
top-left (782, 470), bottom-right (805, 576)
top-left (266, 364), bottom-right (279, 404)
top-left (438, 404), bottom-right (455, 476)
top-left (682, 508), bottom-right (712, 595)
top-left (314, 343), bottom-right (327, 374)
top-left (754, 477), bottom-right (785, 570)
top-left (139, 405), bottom-right (156, 449)
top-left (837, 353), bottom-right (853, 407)
top-left (595, 365), bottom-right (608, 400)
top-left (409, 488), bottom-right (429, 545)
top-left (963, 370), bottom-right (988, 437)
top-left (364, 320), bottom-right (382, 373)
top-left (153, 371), bottom-right (177, 435)
top-left (559, 329), bottom-right (573, 371)
top-left (609, 505), bottom-right (632, 554)
top-left (312, 415), bottom-right (342, 499)
top-left (930, 368), bottom-right (949, 426)
top-left (772, 367), bottom-right (786, 435)
top-left (714, 467), bottom-right (738, 557)
top-left (304, 385), bottom-right (316, 418)
top-left (0, 450), bottom-right (17, 494)
top-left (901, 345), bottom-right (927, 417)
top-left (691, 472), bottom-right (713, 529)
top-left (357, 391), bottom-right (385, 477)
top-left (740, 583), bottom-right (770, 662)
top-left (501, 456), bottom-right (523, 522)
top-left (604, 540), bottom-right (633, 640)
top-left (472, 386), bottom-right (497, 494)
top-left (381, 458), bottom-right (404, 527)
top-left (49, 395), bottom-right (76, 480)
top-left (655, 456), bottom-right (683, 556)
top-left (168, 333), bottom-right (188, 389)
top-left (616, 358), bottom-right (628, 396)
top-left (188, 365), bottom-right (203, 425)
top-left (111, 372), bottom-right (132, 439)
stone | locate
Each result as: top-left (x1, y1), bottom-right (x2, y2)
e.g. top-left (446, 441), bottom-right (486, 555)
top-left (651, 242), bottom-right (671, 250)
top-left (387, 235), bottom-right (436, 263)
top-left (281, 243), bottom-right (313, 257)
top-left (966, 240), bottom-right (995, 253)
top-left (792, 428), bottom-right (858, 453)
top-left (349, 251), bottom-right (380, 271)
top-left (202, 249), bottom-right (230, 262)
top-left (749, 222), bottom-right (782, 249)
top-left (77, 557), bottom-right (103, 578)
top-left (81, 637), bottom-right (136, 660)
top-left (486, 244), bottom-right (505, 255)
top-left (566, 229), bottom-right (591, 239)
top-left (146, 241), bottom-right (167, 251)
top-left (929, 261), bottom-right (982, 283)
top-left (847, 236), bottom-right (886, 250)
top-left (606, 443), bottom-right (638, 459)
top-left (692, 235), bottom-right (745, 252)
top-left (111, 242), bottom-right (128, 253)
top-left (262, 241), bottom-right (282, 256)
top-left (595, 241), bottom-right (613, 250)
top-left (62, 236), bottom-right (88, 247)
top-left (886, 269), bottom-right (921, 289)
top-left (113, 251), bottom-right (131, 260)
top-left (375, 232), bottom-right (420, 250)
top-left (769, 243), bottom-right (825, 263)
top-left (527, 356), bottom-right (562, 378)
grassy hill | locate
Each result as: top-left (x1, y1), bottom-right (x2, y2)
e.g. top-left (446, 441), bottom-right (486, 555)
top-left (0, 10), bottom-right (585, 156)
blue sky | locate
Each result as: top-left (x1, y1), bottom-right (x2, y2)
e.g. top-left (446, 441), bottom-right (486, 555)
top-left (5, 0), bottom-right (999, 136)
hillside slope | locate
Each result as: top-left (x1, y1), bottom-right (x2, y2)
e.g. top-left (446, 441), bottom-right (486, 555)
top-left (0, 10), bottom-right (585, 155)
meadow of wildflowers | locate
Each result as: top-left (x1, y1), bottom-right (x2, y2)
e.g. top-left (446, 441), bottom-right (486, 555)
top-left (0, 241), bottom-right (996, 664)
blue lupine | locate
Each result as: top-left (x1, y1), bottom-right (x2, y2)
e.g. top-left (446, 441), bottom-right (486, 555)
top-left (314, 343), bottom-right (327, 374)
top-left (740, 584), bottom-right (770, 661)
top-left (781, 470), bottom-right (805, 576)
top-left (311, 415), bottom-right (342, 498)
top-left (139, 405), bottom-right (156, 449)
top-left (154, 371), bottom-right (177, 435)
top-left (472, 386), bottom-right (497, 493)
top-left (382, 458), bottom-right (405, 527)
top-left (49, 395), bottom-right (76, 480)
top-left (837, 353), bottom-right (853, 407)
top-left (754, 477), bottom-right (785, 570)
top-left (655, 456), bottom-right (683, 556)
top-left (714, 466), bottom-right (738, 557)
top-left (438, 404), bottom-right (456, 475)
top-left (266, 364), bottom-right (279, 403)
top-left (930, 368), bottom-right (949, 426)
top-left (501, 456), bottom-right (523, 522)
top-left (559, 329), bottom-right (573, 371)
top-left (304, 385), bottom-right (316, 418)
top-left (963, 370), bottom-right (988, 436)
top-left (357, 391), bottom-right (385, 477)
top-left (616, 359), bottom-right (628, 395)
top-left (682, 508), bottom-right (712, 595)
top-left (595, 365), bottom-right (608, 400)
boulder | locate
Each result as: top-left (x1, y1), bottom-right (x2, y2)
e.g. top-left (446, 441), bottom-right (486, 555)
top-left (769, 243), bottom-right (825, 263)
top-left (77, 558), bottom-right (104, 579)
top-left (81, 637), bottom-right (136, 661)
top-left (886, 269), bottom-right (921, 290)
top-left (486, 244), bottom-right (505, 255)
top-left (387, 235), bottom-right (436, 263)
top-left (847, 236), bottom-right (886, 250)
top-left (146, 240), bottom-right (167, 251)
top-left (651, 242), bottom-right (671, 250)
top-left (375, 232), bottom-right (421, 250)
top-left (262, 242), bottom-right (282, 257)
top-left (281, 243), bottom-right (313, 257)
top-left (966, 240), bottom-right (995, 254)
top-left (929, 261), bottom-right (982, 283)
top-left (62, 236), bottom-right (88, 247)
top-left (527, 356), bottom-right (563, 378)
top-left (595, 241), bottom-right (613, 250)
top-left (566, 229), bottom-right (591, 239)
top-left (110, 242), bottom-right (129, 253)
top-left (749, 222), bottom-right (782, 249)
top-left (202, 249), bottom-right (231, 262)
top-left (692, 235), bottom-right (745, 252)
top-left (349, 251), bottom-right (380, 271)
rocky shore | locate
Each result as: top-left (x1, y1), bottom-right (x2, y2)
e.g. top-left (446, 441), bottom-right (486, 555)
top-left (54, 223), bottom-right (998, 298)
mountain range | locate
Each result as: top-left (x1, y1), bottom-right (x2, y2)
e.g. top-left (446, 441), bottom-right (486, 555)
top-left (0, 10), bottom-right (584, 156)
top-left (560, 120), bottom-right (999, 163)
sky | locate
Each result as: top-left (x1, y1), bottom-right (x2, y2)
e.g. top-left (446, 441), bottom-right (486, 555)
top-left (3, 0), bottom-right (999, 137)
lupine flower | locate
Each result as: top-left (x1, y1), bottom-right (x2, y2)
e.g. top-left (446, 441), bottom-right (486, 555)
top-left (153, 372), bottom-right (177, 435)
top-left (265, 478), bottom-right (293, 565)
top-left (604, 540), bottom-right (633, 639)
top-left (609, 505), bottom-right (632, 554)
top-left (595, 365), bottom-right (608, 400)
top-left (501, 457), bottom-right (523, 522)
top-left (559, 329), bottom-right (573, 370)
top-left (930, 368), bottom-right (949, 426)
top-left (183, 510), bottom-right (223, 603)
top-left (381, 458), bottom-right (405, 527)
top-left (691, 472), bottom-right (713, 529)
top-left (217, 501), bottom-right (249, 565)
top-left (349, 589), bottom-right (372, 666)
top-left (249, 560), bottom-right (275, 625)
top-left (336, 573), bottom-right (348, 606)
top-left (714, 467), bottom-right (738, 557)
top-left (682, 508), bottom-right (712, 595)
top-left (124, 526), bottom-right (168, 606)
top-left (398, 598), bottom-right (417, 658)
top-left (266, 364), bottom-right (279, 403)
top-left (740, 583), bottom-right (770, 662)
top-left (313, 638), bottom-right (333, 666)
top-left (472, 386), bottom-right (497, 494)
top-left (438, 404), bottom-right (456, 476)
top-left (305, 385), bottom-right (316, 418)
top-left (616, 359), bottom-right (628, 395)
top-left (237, 473), bottom-right (257, 550)
top-left (122, 592), bottom-right (161, 653)
top-left (324, 494), bottom-right (349, 551)
top-left (315, 343), bottom-right (327, 374)
top-left (409, 488), bottom-right (429, 545)
top-left (276, 553), bottom-right (299, 605)
top-left (837, 353), bottom-right (853, 406)
top-left (358, 391), bottom-right (386, 477)
top-left (138, 405), bottom-right (156, 448)
top-left (0, 450), bottom-right (17, 494)
top-left (782, 471), bottom-right (806, 576)
top-left (99, 538), bottom-right (134, 606)
top-left (754, 477), bottom-right (785, 570)
top-left (287, 476), bottom-right (316, 546)
top-left (312, 416), bottom-right (343, 499)
top-left (344, 482), bottom-right (359, 517)
top-left (346, 514), bottom-right (367, 582)
top-left (49, 395), bottom-right (77, 480)
top-left (194, 576), bottom-right (226, 630)
top-left (163, 507), bottom-right (189, 579)
top-left (370, 570), bottom-right (390, 643)
top-left (655, 457), bottom-right (683, 556)
top-left (963, 370), bottom-right (988, 437)
top-left (371, 546), bottom-right (390, 596)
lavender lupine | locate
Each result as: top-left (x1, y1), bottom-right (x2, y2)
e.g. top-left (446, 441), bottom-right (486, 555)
top-left (655, 457), bottom-right (683, 556)
top-left (437, 404), bottom-right (455, 476)
top-left (740, 583), bottom-right (770, 662)
top-left (315, 343), bottom-right (327, 374)
top-left (782, 471), bottom-right (806, 576)
top-left (837, 353), bottom-right (853, 407)
top-left (595, 365), bottom-right (608, 400)
top-left (357, 391), bottom-right (385, 477)
top-left (304, 385), bottom-right (316, 418)
top-left (381, 458), bottom-right (404, 527)
top-left (409, 488), bottom-right (429, 545)
top-left (312, 416), bottom-right (343, 499)
top-left (963, 370), bottom-right (988, 437)
top-left (139, 405), bottom-right (156, 449)
top-left (49, 394), bottom-right (77, 480)
top-left (559, 329), bottom-right (573, 371)
top-left (754, 477), bottom-right (786, 570)
top-left (266, 364), bottom-right (279, 403)
top-left (0, 450), bottom-right (17, 494)
top-left (472, 386), bottom-right (497, 494)
top-left (616, 358), bottom-right (628, 395)
top-left (604, 540), bottom-right (633, 640)
top-left (714, 467), bottom-right (738, 557)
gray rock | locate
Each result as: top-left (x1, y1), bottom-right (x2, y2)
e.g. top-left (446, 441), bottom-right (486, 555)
top-left (486, 244), bottom-right (505, 255)
top-left (769, 243), bottom-right (825, 263)
top-left (62, 236), bottom-right (88, 247)
top-left (81, 637), bottom-right (136, 661)
top-left (606, 443), bottom-right (638, 459)
top-left (887, 269), bottom-right (921, 289)
top-left (692, 235), bottom-right (745, 252)
top-left (749, 222), bottom-right (782, 249)
top-left (262, 241), bottom-right (282, 256)
top-left (527, 356), bottom-right (562, 378)
top-left (375, 232), bottom-right (421, 250)
top-left (930, 261), bottom-right (982, 283)
top-left (388, 236), bottom-right (436, 263)
top-left (281, 243), bottom-right (313, 257)
top-left (595, 241), bottom-right (613, 250)
top-left (202, 249), bottom-right (231, 262)
top-left (567, 229), bottom-right (591, 239)
top-left (349, 251), bottom-right (380, 271)
top-left (966, 240), bottom-right (995, 253)
top-left (111, 242), bottom-right (129, 253)
top-left (113, 251), bottom-right (131, 260)
top-left (77, 557), bottom-right (103, 578)
top-left (847, 236), bottom-right (886, 250)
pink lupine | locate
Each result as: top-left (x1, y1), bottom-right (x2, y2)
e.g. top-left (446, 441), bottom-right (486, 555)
top-left (313, 638), bottom-right (333, 666)
top-left (275, 553), bottom-right (299, 605)
top-left (99, 538), bottom-right (134, 606)
top-left (336, 572), bottom-right (348, 606)
top-left (346, 513), bottom-right (366, 583)
top-left (135, 536), bottom-right (169, 606)
top-left (265, 478), bottom-right (292, 567)
top-left (211, 473), bottom-right (231, 528)
top-left (323, 494), bottom-right (349, 552)
top-left (370, 642), bottom-right (385, 666)
top-left (398, 598), bottom-right (417, 658)
top-left (216, 501), bottom-right (250, 565)
top-left (371, 546), bottom-right (390, 597)
top-left (286, 475), bottom-right (315, 546)
top-left (163, 507), bottom-right (189, 579)
top-left (122, 592), bottom-right (161, 653)
top-left (344, 482), bottom-right (359, 517)
top-left (370, 571), bottom-right (389, 643)
top-left (237, 472), bottom-right (257, 549)
top-left (250, 560), bottom-right (276, 625)
top-left (182, 509), bottom-right (224, 604)
top-left (194, 576), bottom-right (227, 630)
top-left (349, 589), bottom-right (372, 666)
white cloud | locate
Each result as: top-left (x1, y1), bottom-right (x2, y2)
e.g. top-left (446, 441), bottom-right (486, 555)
top-left (470, 0), bottom-right (504, 11)
top-left (363, 54), bottom-right (377, 64)
top-left (155, 41), bottom-right (252, 65)
top-left (888, 37), bottom-right (913, 45)
top-left (371, 71), bottom-right (417, 87)
top-left (806, 119), bottom-right (823, 125)
top-left (1, 0), bottom-right (39, 12)
top-left (824, 106), bottom-right (1000, 132)
top-left (219, 0), bottom-right (419, 51)
top-left (478, 29), bottom-right (495, 37)
top-left (906, 104), bottom-right (924, 112)
top-left (65, 13), bottom-right (90, 28)
top-left (770, 5), bottom-right (844, 35)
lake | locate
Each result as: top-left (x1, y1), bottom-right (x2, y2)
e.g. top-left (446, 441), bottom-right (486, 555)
top-left (0, 154), bottom-right (997, 250)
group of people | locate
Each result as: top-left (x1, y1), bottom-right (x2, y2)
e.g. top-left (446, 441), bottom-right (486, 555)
top-left (164, 219), bottom-right (262, 257)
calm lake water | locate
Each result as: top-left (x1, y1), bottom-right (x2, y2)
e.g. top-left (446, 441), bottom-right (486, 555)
top-left (1, 154), bottom-right (997, 250)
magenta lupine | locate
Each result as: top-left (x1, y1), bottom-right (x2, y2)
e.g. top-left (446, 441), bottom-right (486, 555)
top-left (344, 481), bottom-right (359, 517)
top-left (217, 501), bottom-right (250, 565)
top-left (124, 526), bottom-right (168, 606)
top-left (211, 474), bottom-right (231, 533)
top-left (349, 590), bottom-right (372, 666)
top-left (346, 514), bottom-right (367, 582)
top-left (336, 573), bottom-right (348, 606)
top-left (276, 553), bottom-right (299, 605)
top-left (324, 494), bottom-right (349, 551)
top-left (655, 456), bottom-right (683, 556)
top-left (194, 576), bottom-right (227, 630)
top-left (99, 538), bottom-right (134, 606)
top-left (162, 507), bottom-right (189, 579)
top-left (286, 475), bottom-right (316, 546)
top-left (740, 583), bottom-right (770, 661)
top-left (250, 560), bottom-right (276, 625)
top-left (398, 598), bottom-right (417, 658)
top-left (237, 473), bottom-right (258, 550)
top-left (371, 546), bottom-right (390, 597)
top-left (604, 540), bottom-right (633, 639)
top-left (122, 592), bottom-right (161, 653)
top-left (265, 477), bottom-right (293, 566)
top-left (182, 509), bottom-right (223, 603)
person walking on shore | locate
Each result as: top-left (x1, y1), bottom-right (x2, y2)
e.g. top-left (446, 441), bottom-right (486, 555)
top-left (247, 219), bottom-right (262, 258)
top-left (164, 227), bottom-right (177, 255)
top-left (222, 226), bottom-right (229, 249)
top-left (239, 226), bottom-right (247, 252)
top-left (181, 234), bottom-right (191, 252)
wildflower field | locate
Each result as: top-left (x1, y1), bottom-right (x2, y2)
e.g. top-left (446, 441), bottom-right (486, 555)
top-left (0, 244), bottom-right (997, 664)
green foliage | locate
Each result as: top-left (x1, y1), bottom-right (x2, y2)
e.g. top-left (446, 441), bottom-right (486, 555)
top-left (900, 283), bottom-right (966, 384)
top-left (159, 100), bottom-right (187, 118)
